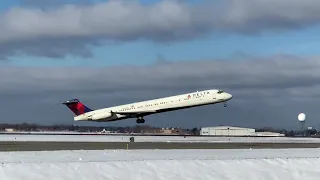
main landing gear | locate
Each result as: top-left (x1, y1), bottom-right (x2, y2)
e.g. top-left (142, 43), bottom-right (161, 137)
top-left (136, 117), bottom-right (145, 124)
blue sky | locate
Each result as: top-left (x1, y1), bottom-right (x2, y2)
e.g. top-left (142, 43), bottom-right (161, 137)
top-left (6, 27), bottom-right (320, 67)
top-left (10, 29), bottom-right (320, 67)
top-left (1, 0), bottom-right (319, 67)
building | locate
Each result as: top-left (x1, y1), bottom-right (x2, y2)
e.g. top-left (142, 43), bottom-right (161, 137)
top-left (254, 131), bottom-right (285, 137)
top-left (200, 126), bottom-right (285, 137)
top-left (200, 126), bottom-right (255, 136)
top-left (4, 128), bottom-right (15, 132)
top-left (159, 127), bottom-right (187, 135)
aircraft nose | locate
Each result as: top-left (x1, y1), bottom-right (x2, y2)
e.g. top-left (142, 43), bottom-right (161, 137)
top-left (226, 93), bottom-right (233, 100)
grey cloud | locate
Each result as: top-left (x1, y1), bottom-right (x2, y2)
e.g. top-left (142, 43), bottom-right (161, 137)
top-left (1, 0), bottom-right (320, 58)
top-left (215, 0), bottom-right (320, 33)
top-left (1, 54), bottom-right (320, 94)
top-left (1, 55), bottom-right (320, 128)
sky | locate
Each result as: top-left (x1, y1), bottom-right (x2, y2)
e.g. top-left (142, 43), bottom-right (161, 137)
top-left (1, 0), bottom-right (320, 129)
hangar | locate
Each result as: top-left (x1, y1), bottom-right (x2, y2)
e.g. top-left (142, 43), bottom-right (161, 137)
top-left (200, 126), bottom-right (284, 137)
top-left (200, 126), bottom-right (255, 136)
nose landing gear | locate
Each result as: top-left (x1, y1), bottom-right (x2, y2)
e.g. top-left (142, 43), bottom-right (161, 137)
top-left (224, 103), bottom-right (227, 107)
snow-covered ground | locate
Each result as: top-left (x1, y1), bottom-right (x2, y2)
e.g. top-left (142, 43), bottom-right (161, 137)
top-left (1, 148), bottom-right (320, 180)
top-left (0, 134), bottom-right (319, 143)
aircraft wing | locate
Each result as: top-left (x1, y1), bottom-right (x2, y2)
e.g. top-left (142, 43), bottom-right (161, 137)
top-left (111, 110), bottom-right (157, 116)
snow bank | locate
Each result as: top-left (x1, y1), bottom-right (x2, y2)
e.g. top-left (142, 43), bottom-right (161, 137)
top-left (1, 149), bottom-right (320, 180)
top-left (3, 158), bottom-right (320, 180)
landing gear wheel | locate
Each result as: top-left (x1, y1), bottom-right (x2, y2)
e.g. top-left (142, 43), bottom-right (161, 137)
top-left (224, 103), bottom-right (227, 107)
top-left (136, 118), bottom-right (145, 124)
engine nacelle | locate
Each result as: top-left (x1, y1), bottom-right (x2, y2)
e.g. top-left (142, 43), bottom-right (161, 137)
top-left (89, 112), bottom-right (112, 120)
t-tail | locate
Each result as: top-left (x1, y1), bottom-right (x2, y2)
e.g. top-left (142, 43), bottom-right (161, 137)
top-left (63, 99), bottom-right (93, 116)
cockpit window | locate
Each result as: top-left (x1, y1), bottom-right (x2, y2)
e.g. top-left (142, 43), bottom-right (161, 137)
top-left (217, 90), bottom-right (223, 94)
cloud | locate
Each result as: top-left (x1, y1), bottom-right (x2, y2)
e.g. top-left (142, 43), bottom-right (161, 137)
top-left (1, 54), bottom-right (319, 94)
top-left (1, 0), bottom-right (320, 58)
top-left (215, 0), bottom-right (320, 33)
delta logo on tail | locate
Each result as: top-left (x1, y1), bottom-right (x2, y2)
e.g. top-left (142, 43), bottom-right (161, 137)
top-left (62, 99), bottom-right (93, 116)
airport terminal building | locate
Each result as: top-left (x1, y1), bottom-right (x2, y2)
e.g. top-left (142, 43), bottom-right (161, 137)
top-left (200, 126), bottom-right (285, 137)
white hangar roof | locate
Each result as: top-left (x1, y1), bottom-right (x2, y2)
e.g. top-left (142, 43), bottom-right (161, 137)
top-left (201, 126), bottom-right (255, 131)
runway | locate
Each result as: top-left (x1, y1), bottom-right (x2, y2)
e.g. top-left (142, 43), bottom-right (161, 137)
top-left (1, 141), bottom-right (320, 151)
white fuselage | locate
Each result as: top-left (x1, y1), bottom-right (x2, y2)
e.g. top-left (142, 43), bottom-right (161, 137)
top-left (74, 89), bottom-right (232, 122)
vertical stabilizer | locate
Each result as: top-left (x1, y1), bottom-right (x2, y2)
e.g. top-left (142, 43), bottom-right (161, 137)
top-left (62, 99), bottom-right (93, 116)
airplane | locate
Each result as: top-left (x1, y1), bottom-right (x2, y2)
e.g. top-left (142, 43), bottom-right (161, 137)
top-left (62, 89), bottom-right (233, 124)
